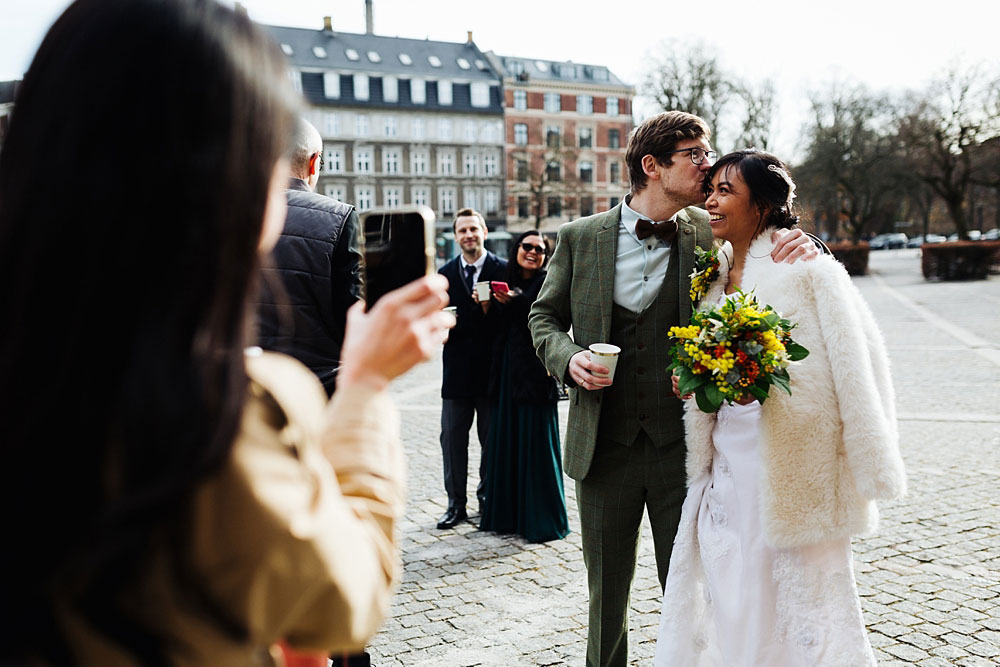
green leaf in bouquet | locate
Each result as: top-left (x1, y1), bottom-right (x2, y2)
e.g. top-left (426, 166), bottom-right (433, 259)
top-left (771, 368), bottom-right (792, 395)
top-left (762, 312), bottom-right (780, 327)
top-left (748, 384), bottom-right (769, 403)
top-left (677, 368), bottom-right (707, 396)
top-left (785, 342), bottom-right (810, 361)
top-left (695, 385), bottom-right (725, 413)
top-left (740, 340), bottom-right (763, 356)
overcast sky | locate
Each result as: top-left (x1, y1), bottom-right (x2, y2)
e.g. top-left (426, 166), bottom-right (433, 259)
top-left (2, 0), bottom-right (997, 159)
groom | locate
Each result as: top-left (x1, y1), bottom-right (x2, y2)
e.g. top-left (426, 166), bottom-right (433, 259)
top-left (528, 111), bottom-right (817, 666)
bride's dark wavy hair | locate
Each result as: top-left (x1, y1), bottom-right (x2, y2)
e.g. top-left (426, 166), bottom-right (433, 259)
top-left (0, 0), bottom-right (296, 662)
top-left (704, 149), bottom-right (800, 236)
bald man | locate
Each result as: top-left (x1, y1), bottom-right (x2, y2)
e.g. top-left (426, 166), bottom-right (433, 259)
top-left (256, 118), bottom-right (363, 396)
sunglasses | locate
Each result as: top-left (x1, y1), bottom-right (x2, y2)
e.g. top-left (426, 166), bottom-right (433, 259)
top-left (520, 242), bottom-right (546, 254)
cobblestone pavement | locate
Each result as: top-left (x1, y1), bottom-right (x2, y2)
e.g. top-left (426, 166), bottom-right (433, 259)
top-left (368, 249), bottom-right (1000, 666)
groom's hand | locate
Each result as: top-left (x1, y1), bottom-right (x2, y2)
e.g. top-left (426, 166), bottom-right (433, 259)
top-left (569, 351), bottom-right (613, 391)
top-left (771, 228), bottom-right (819, 263)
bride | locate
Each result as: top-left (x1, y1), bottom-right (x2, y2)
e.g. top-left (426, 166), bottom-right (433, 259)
top-left (654, 149), bottom-right (906, 666)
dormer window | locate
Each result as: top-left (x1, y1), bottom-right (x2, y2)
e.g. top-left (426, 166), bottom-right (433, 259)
top-left (367, 51), bottom-right (381, 63)
top-left (345, 48), bottom-right (360, 61)
top-left (280, 44), bottom-right (293, 56)
top-left (475, 59), bottom-right (488, 71)
top-left (312, 46), bottom-right (327, 58)
top-left (457, 58), bottom-right (470, 70)
top-left (534, 60), bottom-right (549, 73)
top-left (428, 55), bottom-right (442, 68)
top-left (398, 53), bottom-right (412, 65)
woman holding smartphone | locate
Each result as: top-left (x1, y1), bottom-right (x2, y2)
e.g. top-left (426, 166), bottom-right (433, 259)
top-left (479, 231), bottom-right (570, 543)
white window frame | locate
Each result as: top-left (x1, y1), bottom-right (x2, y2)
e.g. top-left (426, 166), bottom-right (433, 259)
top-left (464, 152), bottom-right (477, 176)
top-left (471, 82), bottom-right (490, 108)
top-left (324, 184), bottom-right (346, 202)
top-left (411, 78), bottom-right (426, 104)
top-left (485, 189), bottom-right (499, 214)
top-left (411, 116), bottom-right (425, 140)
top-left (412, 186), bottom-right (430, 208)
top-left (577, 94), bottom-right (593, 114)
top-left (607, 97), bottom-right (619, 116)
top-left (544, 92), bottom-right (561, 113)
top-left (354, 185), bottom-right (374, 211)
top-left (438, 151), bottom-right (454, 175)
top-left (383, 186), bottom-right (402, 208)
top-left (464, 121), bottom-right (477, 143)
top-left (353, 74), bottom-right (369, 101)
top-left (383, 115), bottom-right (398, 138)
top-left (513, 89), bottom-right (527, 111)
top-left (514, 123), bottom-right (528, 146)
top-left (323, 72), bottom-right (340, 99)
top-left (324, 146), bottom-right (344, 173)
top-left (411, 150), bottom-right (428, 175)
top-left (439, 187), bottom-right (456, 215)
top-left (438, 118), bottom-right (453, 141)
top-left (438, 80), bottom-right (453, 105)
top-left (482, 153), bottom-right (498, 176)
top-left (355, 114), bottom-right (369, 137)
top-left (463, 187), bottom-right (478, 211)
top-left (323, 112), bottom-right (340, 137)
top-left (354, 148), bottom-right (373, 174)
top-left (382, 76), bottom-right (398, 103)
top-left (383, 149), bottom-right (401, 175)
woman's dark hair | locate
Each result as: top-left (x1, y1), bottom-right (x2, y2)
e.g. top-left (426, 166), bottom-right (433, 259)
top-left (505, 229), bottom-right (550, 287)
top-left (704, 149), bottom-right (800, 232)
top-left (0, 0), bottom-right (296, 661)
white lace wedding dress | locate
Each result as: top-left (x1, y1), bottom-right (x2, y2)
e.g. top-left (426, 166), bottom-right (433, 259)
top-left (653, 400), bottom-right (877, 667)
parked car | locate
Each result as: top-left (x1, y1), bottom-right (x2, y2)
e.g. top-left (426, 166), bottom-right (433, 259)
top-left (870, 233), bottom-right (908, 250)
top-left (947, 230), bottom-right (982, 241)
top-left (908, 234), bottom-right (946, 247)
top-left (982, 228), bottom-right (999, 240)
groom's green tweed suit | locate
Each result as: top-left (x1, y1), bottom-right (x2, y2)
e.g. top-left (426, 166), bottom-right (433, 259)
top-left (529, 202), bottom-right (712, 667)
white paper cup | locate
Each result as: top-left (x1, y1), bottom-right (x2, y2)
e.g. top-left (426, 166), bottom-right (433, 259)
top-left (588, 343), bottom-right (621, 384)
top-left (443, 306), bottom-right (457, 316)
top-left (474, 281), bottom-right (491, 301)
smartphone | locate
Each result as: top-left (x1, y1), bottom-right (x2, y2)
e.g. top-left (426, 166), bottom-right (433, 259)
top-left (490, 281), bottom-right (510, 294)
top-left (359, 206), bottom-right (436, 307)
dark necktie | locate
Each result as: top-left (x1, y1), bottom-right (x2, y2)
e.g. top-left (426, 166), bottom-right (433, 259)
top-left (464, 264), bottom-right (476, 293)
top-left (635, 218), bottom-right (678, 243)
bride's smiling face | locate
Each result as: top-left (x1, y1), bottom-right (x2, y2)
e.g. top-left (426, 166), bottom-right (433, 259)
top-left (705, 165), bottom-right (762, 247)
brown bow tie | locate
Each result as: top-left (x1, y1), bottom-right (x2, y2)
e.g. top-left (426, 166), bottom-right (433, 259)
top-left (635, 218), bottom-right (678, 242)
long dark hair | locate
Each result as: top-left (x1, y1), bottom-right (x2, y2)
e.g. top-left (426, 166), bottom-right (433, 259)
top-left (704, 149), bottom-right (800, 237)
top-left (504, 229), bottom-right (550, 288)
top-left (0, 0), bottom-right (296, 661)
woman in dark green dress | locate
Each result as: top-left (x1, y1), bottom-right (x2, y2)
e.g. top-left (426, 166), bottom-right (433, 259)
top-left (479, 231), bottom-right (570, 543)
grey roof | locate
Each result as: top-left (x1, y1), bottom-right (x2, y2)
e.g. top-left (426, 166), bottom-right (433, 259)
top-left (264, 24), bottom-right (501, 83)
top-left (490, 53), bottom-right (631, 90)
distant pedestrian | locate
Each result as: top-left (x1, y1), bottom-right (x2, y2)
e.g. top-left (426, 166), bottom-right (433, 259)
top-left (479, 230), bottom-right (569, 543)
top-left (436, 208), bottom-right (507, 529)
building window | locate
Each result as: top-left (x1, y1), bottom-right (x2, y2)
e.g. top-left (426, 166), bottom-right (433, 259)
top-left (399, 53), bottom-right (412, 65)
top-left (609, 196), bottom-right (620, 209)
top-left (608, 128), bottom-right (620, 149)
top-left (471, 82), bottom-right (490, 108)
top-left (463, 188), bottom-right (478, 211)
top-left (516, 159), bottom-right (528, 182)
top-left (610, 161), bottom-right (621, 184)
top-left (324, 184), bottom-right (346, 201)
top-left (464, 152), bottom-right (477, 176)
top-left (518, 196), bottom-right (531, 218)
top-left (577, 95), bottom-right (593, 114)
top-left (514, 123), bottom-right (528, 146)
top-left (345, 48), bottom-right (360, 61)
top-left (384, 186), bottom-right (402, 208)
top-left (412, 187), bottom-right (429, 207)
top-left (464, 121), bottom-right (477, 142)
top-left (411, 150), bottom-right (428, 175)
top-left (355, 114), bottom-right (369, 137)
top-left (513, 90), bottom-right (527, 111)
top-left (438, 151), bottom-right (454, 175)
top-left (579, 161), bottom-right (593, 183)
top-left (457, 57), bottom-right (471, 70)
top-left (546, 125), bottom-right (561, 148)
top-left (483, 121), bottom-right (499, 143)
top-left (324, 147), bottom-right (343, 173)
top-left (355, 186), bottom-right (374, 211)
top-left (438, 80), bottom-right (453, 105)
top-left (485, 189), bottom-right (499, 214)
top-left (438, 118), bottom-right (453, 141)
top-left (607, 97), bottom-right (619, 116)
top-left (581, 196), bottom-right (594, 217)
top-left (383, 149), bottom-right (400, 174)
top-left (354, 148), bottom-right (372, 174)
top-left (579, 127), bottom-right (592, 148)
top-left (544, 92), bottom-right (561, 113)
top-left (323, 112), bottom-right (340, 137)
top-left (411, 78), bottom-right (426, 104)
top-left (367, 51), bottom-right (381, 63)
top-left (439, 187), bottom-right (456, 216)
top-left (482, 153), bottom-right (498, 176)
top-left (428, 55), bottom-right (442, 68)
top-left (546, 160), bottom-right (561, 182)
top-left (323, 72), bottom-right (340, 99)
top-left (288, 70), bottom-right (302, 94)
top-left (354, 74), bottom-right (369, 101)
top-left (411, 116), bottom-right (425, 140)
top-left (547, 196), bottom-right (562, 217)
top-left (383, 116), bottom-right (398, 138)
top-left (383, 76), bottom-right (398, 103)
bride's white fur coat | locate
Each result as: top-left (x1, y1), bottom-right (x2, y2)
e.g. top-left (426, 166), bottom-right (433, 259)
top-left (684, 234), bottom-right (906, 549)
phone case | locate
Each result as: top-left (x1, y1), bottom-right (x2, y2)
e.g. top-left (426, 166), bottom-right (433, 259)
top-left (490, 281), bottom-right (510, 293)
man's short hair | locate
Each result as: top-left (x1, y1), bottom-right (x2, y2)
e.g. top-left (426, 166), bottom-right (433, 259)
top-left (452, 208), bottom-right (486, 232)
top-left (625, 111), bottom-right (711, 193)
top-left (290, 118), bottom-right (323, 174)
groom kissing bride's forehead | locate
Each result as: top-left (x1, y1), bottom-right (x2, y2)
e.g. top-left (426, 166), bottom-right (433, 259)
top-left (527, 110), bottom-right (820, 666)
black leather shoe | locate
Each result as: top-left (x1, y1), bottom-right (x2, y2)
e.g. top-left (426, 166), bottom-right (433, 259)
top-left (436, 507), bottom-right (467, 529)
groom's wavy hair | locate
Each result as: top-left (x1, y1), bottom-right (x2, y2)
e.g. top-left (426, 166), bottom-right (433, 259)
top-left (626, 111), bottom-right (711, 193)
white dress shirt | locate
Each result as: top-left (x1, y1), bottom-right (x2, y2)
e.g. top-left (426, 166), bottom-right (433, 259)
top-left (461, 251), bottom-right (487, 290)
top-left (613, 195), bottom-right (675, 313)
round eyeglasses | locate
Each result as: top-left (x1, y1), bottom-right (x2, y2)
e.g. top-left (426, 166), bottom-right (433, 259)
top-left (662, 147), bottom-right (718, 165)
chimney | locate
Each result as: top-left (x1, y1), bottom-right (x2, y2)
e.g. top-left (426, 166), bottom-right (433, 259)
top-left (323, 16), bottom-right (333, 32)
top-left (365, 0), bottom-right (374, 35)
top-left (467, 31), bottom-right (473, 44)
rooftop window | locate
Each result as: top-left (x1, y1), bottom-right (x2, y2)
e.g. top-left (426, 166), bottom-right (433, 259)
top-left (534, 60), bottom-right (549, 73)
top-left (312, 46), bottom-right (327, 58)
top-left (367, 51), bottom-right (381, 63)
top-left (280, 44), bottom-right (293, 56)
top-left (398, 53), bottom-right (412, 65)
top-left (345, 48), bottom-right (359, 61)
top-left (457, 58), bottom-right (470, 70)
top-left (475, 59), bottom-right (488, 70)
top-left (428, 55), bottom-right (442, 67)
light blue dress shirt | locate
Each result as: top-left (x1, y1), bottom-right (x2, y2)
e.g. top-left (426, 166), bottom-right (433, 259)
top-left (614, 195), bottom-right (675, 313)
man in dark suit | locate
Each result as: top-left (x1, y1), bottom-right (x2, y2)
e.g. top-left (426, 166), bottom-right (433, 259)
top-left (529, 112), bottom-right (818, 666)
top-left (436, 208), bottom-right (507, 529)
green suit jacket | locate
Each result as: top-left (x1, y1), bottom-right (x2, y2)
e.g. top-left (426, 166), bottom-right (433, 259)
top-left (528, 203), bottom-right (713, 480)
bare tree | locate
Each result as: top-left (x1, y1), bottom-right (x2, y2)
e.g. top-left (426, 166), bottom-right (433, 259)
top-left (733, 79), bottom-right (776, 150)
top-left (643, 43), bottom-right (730, 146)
